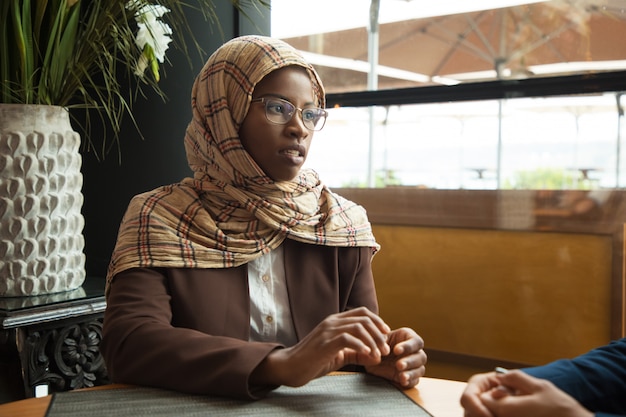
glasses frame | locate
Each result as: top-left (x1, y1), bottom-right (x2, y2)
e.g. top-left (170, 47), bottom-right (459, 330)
top-left (250, 97), bottom-right (328, 131)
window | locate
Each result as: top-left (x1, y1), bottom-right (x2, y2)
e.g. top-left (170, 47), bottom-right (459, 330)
top-left (271, 0), bottom-right (626, 189)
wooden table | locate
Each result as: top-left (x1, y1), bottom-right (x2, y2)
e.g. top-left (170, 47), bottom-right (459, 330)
top-left (405, 376), bottom-right (467, 416)
top-left (0, 377), bottom-right (467, 417)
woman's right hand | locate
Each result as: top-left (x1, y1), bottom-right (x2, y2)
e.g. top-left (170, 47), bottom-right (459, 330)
top-left (250, 306), bottom-right (391, 387)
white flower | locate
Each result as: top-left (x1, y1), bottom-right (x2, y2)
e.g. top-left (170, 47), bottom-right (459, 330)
top-left (128, 1), bottom-right (173, 80)
top-left (134, 4), bottom-right (172, 62)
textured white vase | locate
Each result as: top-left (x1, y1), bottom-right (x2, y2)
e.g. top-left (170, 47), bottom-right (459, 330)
top-left (0, 104), bottom-right (86, 297)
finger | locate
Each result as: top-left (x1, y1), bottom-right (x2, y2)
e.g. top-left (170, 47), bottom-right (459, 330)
top-left (468, 372), bottom-right (502, 391)
top-left (388, 355), bottom-right (426, 387)
top-left (344, 347), bottom-right (388, 367)
top-left (389, 331), bottom-right (424, 356)
top-left (331, 313), bottom-right (391, 355)
top-left (460, 372), bottom-right (502, 415)
top-left (342, 307), bottom-right (391, 334)
top-left (461, 372), bottom-right (500, 408)
top-left (352, 320), bottom-right (390, 357)
top-left (365, 351), bottom-right (426, 388)
top-left (490, 386), bottom-right (512, 399)
top-left (366, 361), bottom-right (425, 388)
top-left (397, 363), bottom-right (425, 387)
top-left (497, 370), bottom-right (543, 394)
top-left (326, 319), bottom-right (389, 358)
top-left (460, 392), bottom-right (496, 417)
top-left (478, 392), bottom-right (500, 412)
top-left (395, 349), bottom-right (427, 372)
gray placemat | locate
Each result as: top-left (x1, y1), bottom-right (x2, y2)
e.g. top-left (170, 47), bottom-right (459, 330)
top-left (45, 373), bottom-right (433, 416)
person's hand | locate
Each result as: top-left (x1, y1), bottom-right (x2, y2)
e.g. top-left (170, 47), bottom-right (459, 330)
top-left (365, 327), bottom-right (426, 389)
top-left (461, 370), bottom-right (594, 417)
top-left (460, 371), bottom-right (502, 417)
top-left (251, 307), bottom-right (392, 387)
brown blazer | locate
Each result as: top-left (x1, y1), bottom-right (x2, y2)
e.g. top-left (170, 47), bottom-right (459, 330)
top-left (101, 238), bottom-right (378, 399)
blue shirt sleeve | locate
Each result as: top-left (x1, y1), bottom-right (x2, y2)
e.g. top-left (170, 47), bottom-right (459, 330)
top-left (523, 338), bottom-right (626, 416)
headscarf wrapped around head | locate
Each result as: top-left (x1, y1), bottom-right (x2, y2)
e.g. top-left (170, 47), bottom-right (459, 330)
top-left (185, 35), bottom-right (325, 182)
top-left (106, 35), bottom-right (379, 293)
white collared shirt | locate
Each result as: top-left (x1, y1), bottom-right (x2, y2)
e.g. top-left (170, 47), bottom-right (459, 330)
top-left (248, 245), bottom-right (298, 346)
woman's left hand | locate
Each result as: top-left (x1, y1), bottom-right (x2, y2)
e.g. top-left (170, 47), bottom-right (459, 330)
top-left (365, 327), bottom-right (427, 388)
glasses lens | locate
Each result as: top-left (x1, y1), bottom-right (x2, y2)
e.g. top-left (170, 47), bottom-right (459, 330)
top-left (260, 98), bottom-right (327, 131)
top-left (302, 108), bottom-right (327, 131)
top-left (265, 98), bottom-right (294, 124)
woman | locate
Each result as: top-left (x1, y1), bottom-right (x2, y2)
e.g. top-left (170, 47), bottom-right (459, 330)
top-left (101, 35), bottom-right (426, 400)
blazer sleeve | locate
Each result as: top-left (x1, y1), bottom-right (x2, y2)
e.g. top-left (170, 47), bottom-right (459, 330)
top-left (101, 267), bottom-right (281, 400)
top-left (523, 338), bottom-right (626, 415)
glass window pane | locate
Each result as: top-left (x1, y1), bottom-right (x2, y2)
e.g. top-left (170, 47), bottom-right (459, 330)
top-left (272, 1), bottom-right (626, 190)
top-left (305, 93), bottom-right (623, 189)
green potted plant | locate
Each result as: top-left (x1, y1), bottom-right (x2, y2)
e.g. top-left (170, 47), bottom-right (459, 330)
top-left (0, 0), bottom-right (268, 297)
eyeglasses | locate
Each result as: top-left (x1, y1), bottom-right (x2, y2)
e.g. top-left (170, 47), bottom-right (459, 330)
top-left (251, 97), bottom-right (328, 131)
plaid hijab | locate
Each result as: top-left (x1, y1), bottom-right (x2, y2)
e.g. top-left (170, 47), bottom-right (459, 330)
top-left (106, 36), bottom-right (379, 291)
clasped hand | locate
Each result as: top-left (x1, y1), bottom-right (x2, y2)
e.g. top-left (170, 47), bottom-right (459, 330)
top-left (252, 306), bottom-right (426, 389)
top-left (460, 370), bottom-right (594, 417)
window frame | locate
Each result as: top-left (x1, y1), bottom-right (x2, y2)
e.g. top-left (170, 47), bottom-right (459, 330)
top-left (326, 70), bottom-right (626, 108)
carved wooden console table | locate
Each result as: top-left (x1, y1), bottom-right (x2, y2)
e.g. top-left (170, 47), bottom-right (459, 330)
top-left (0, 276), bottom-right (109, 402)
